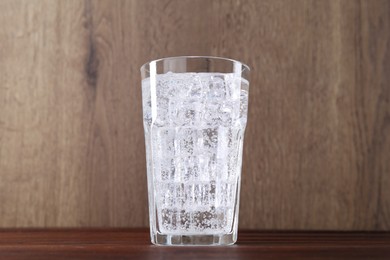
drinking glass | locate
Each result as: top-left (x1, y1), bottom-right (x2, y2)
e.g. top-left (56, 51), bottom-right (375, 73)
top-left (140, 56), bottom-right (250, 245)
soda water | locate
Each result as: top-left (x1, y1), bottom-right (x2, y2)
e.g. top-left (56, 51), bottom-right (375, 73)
top-left (142, 72), bottom-right (248, 243)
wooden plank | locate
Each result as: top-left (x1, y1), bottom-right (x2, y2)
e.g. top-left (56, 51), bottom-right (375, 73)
top-left (0, 229), bottom-right (389, 259)
top-left (0, 0), bottom-right (389, 229)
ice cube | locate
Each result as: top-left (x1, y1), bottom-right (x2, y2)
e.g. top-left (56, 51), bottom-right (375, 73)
top-left (189, 74), bottom-right (204, 99)
top-left (208, 75), bottom-right (226, 99)
top-left (178, 128), bottom-right (197, 156)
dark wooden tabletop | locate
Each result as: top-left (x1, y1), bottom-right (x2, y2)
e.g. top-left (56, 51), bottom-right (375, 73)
top-left (0, 228), bottom-right (389, 259)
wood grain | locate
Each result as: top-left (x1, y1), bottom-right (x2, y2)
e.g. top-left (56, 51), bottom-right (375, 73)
top-left (0, 0), bottom-right (389, 229)
top-left (0, 229), bottom-right (389, 259)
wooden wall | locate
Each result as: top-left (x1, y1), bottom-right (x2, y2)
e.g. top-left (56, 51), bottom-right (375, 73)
top-left (0, 0), bottom-right (389, 229)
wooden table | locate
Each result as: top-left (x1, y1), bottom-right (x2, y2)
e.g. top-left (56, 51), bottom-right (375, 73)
top-left (0, 229), bottom-right (389, 259)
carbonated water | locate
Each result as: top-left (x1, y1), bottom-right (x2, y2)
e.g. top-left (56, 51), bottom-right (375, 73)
top-left (142, 72), bottom-right (248, 235)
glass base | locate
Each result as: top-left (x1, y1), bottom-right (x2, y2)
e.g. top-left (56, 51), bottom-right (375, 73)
top-left (151, 232), bottom-right (237, 246)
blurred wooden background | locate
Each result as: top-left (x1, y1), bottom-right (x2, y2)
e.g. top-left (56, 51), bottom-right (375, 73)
top-left (0, 0), bottom-right (389, 230)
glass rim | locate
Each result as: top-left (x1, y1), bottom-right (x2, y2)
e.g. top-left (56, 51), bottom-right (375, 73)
top-left (140, 55), bottom-right (250, 73)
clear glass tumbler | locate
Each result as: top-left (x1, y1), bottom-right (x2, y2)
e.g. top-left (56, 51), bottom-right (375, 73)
top-left (140, 56), bottom-right (250, 245)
